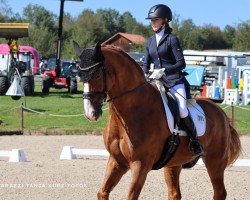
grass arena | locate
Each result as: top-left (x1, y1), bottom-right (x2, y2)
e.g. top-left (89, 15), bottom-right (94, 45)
top-left (0, 135), bottom-right (249, 200)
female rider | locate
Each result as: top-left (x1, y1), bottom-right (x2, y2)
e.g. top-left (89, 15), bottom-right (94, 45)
top-left (142, 4), bottom-right (204, 157)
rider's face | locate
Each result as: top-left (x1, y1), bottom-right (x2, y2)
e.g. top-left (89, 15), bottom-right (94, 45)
top-left (151, 18), bottom-right (165, 31)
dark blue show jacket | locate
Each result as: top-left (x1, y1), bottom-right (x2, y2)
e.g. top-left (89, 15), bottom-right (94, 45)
top-left (142, 28), bottom-right (188, 89)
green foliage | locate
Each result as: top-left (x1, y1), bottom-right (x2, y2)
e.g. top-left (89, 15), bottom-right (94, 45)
top-left (119, 12), bottom-right (140, 34)
top-left (0, 1), bottom-right (250, 59)
top-left (25, 27), bottom-right (56, 57)
top-left (200, 24), bottom-right (227, 49)
top-left (0, 0), bottom-right (13, 22)
top-left (223, 25), bottom-right (236, 48)
top-left (21, 4), bottom-right (57, 58)
top-left (233, 21), bottom-right (250, 51)
top-left (96, 9), bottom-right (120, 38)
top-left (23, 4), bottom-right (56, 30)
top-left (185, 28), bottom-right (206, 50)
top-left (61, 13), bottom-right (76, 59)
top-left (0, 0), bottom-right (23, 22)
top-left (72, 9), bottom-right (101, 48)
top-left (176, 19), bottom-right (196, 49)
top-left (172, 17), bottom-right (229, 50)
top-left (170, 13), bottom-right (181, 34)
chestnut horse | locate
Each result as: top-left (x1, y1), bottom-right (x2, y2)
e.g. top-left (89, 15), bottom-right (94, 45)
top-left (73, 41), bottom-right (241, 200)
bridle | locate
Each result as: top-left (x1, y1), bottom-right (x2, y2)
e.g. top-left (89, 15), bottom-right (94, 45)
top-left (79, 61), bottom-right (147, 103)
top-left (79, 61), bottom-right (107, 103)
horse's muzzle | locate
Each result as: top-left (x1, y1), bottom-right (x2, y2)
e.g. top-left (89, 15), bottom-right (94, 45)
top-left (84, 107), bottom-right (103, 121)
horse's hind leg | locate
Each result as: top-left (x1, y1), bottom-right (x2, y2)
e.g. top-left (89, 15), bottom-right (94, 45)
top-left (163, 166), bottom-right (182, 200)
top-left (97, 156), bottom-right (128, 200)
top-left (203, 156), bottom-right (227, 200)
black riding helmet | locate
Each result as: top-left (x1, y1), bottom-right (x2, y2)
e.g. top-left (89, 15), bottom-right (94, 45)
top-left (146, 4), bottom-right (172, 21)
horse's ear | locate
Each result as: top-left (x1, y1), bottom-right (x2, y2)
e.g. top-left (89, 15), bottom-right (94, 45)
top-left (72, 40), bottom-right (82, 57)
top-left (93, 42), bottom-right (104, 62)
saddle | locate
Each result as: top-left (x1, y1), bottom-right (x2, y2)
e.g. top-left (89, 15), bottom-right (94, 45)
top-left (154, 81), bottom-right (206, 136)
top-left (151, 80), bottom-right (206, 170)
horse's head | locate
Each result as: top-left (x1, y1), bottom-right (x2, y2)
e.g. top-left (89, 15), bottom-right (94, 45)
top-left (73, 41), bottom-right (106, 121)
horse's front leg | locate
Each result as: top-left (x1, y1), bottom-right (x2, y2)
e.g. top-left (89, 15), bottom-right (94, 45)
top-left (97, 156), bottom-right (128, 200)
top-left (163, 166), bottom-right (182, 200)
top-left (126, 161), bottom-right (151, 200)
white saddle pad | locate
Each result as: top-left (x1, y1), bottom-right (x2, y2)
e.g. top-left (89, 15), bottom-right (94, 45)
top-left (155, 81), bottom-right (206, 137)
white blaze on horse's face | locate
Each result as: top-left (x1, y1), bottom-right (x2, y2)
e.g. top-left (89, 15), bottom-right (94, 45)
top-left (83, 83), bottom-right (97, 121)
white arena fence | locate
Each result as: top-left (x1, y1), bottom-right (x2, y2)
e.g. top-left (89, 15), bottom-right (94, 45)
top-left (0, 149), bottom-right (26, 162)
top-left (60, 146), bottom-right (250, 167)
top-left (60, 146), bottom-right (109, 160)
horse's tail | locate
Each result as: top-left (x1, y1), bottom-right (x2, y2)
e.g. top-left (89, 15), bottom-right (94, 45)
top-left (227, 124), bottom-right (242, 167)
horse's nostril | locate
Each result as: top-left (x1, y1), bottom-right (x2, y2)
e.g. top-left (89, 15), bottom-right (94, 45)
top-left (92, 110), bottom-right (97, 116)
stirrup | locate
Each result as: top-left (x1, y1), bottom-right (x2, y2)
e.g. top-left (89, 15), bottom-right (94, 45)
top-left (189, 140), bottom-right (204, 157)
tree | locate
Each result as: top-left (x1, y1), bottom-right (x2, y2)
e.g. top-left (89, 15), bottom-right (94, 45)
top-left (22, 4), bottom-right (57, 57)
top-left (119, 12), bottom-right (137, 33)
top-left (23, 4), bottom-right (56, 30)
top-left (72, 10), bottom-right (98, 48)
top-left (201, 24), bottom-right (227, 49)
top-left (233, 21), bottom-right (250, 51)
top-left (2, 2), bottom-right (248, 57)
top-left (185, 28), bottom-right (206, 50)
top-left (177, 19), bottom-right (196, 49)
top-left (170, 13), bottom-right (181, 34)
top-left (96, 9), bottom-right (120, 38)
top-left (61, 13), bottom-right (76, 58)
top-left (223, 25), bottom-right (236, 49)
top-left (118, 11), bottom-right (151, 38)
top-left (21, 27), bottom-right (57, 57)
top-left (0, 0), bottom-right (22, 23)
top-left (0, 0), bottom-right (13, 22)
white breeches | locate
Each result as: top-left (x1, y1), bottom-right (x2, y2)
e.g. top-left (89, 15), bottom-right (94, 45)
top-left (169, 84), bottom-right (188, 118)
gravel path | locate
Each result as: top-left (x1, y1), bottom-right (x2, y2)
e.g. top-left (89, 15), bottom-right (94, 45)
top-left (0, 135), bottom-right (249, 200)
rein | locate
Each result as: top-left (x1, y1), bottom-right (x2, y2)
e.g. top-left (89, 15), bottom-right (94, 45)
top-left (80, 62), bottom-right (146, 103)
top-left (107, 81), bottom-right (147, 102)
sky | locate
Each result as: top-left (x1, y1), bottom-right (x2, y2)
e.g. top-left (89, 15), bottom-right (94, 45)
top-left (6, 0), bottom-right (250, 29)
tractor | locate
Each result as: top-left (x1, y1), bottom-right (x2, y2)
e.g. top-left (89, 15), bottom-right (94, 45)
top-left (41, 58), bottom-right (78, 94)
top-left (41, 0), bottom-right (81, 94)
top-left (0, 23), bottom-right (34, 99)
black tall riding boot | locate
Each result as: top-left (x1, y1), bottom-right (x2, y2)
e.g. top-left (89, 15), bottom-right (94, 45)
top-left (182, 115), bottom-right (204, 157)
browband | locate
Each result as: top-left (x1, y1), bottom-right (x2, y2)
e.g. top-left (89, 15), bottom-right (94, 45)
top-left (78, 61), bottom-right (103, 71)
